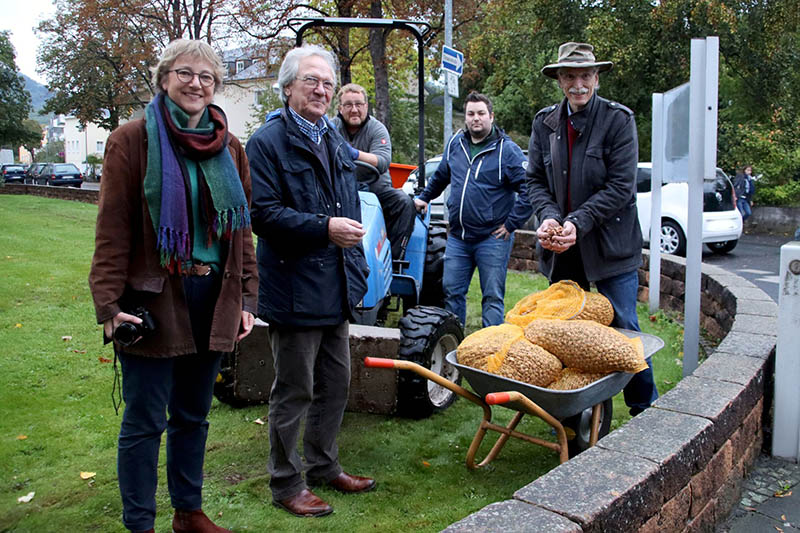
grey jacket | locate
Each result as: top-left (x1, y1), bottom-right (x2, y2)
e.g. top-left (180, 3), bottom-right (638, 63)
top-left (526, 94), bottom-right (643, 282)
top-left (331, 114), bottom-right (392, 187)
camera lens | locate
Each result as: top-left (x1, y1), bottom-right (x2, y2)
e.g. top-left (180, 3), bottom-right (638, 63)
top-left (113, 322), bottom-right (139, 347)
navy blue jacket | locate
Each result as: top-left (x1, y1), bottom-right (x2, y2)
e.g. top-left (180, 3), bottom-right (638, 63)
top-left (418, 127), bottom-right (532, 242)
top-left (246, 108), bottom-right (368, 327)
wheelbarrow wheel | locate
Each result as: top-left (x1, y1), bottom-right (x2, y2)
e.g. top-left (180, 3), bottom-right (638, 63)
top-left (563, 398), bottom-right (613, 458)
top-left (396, 306), bottom-right (464, 419)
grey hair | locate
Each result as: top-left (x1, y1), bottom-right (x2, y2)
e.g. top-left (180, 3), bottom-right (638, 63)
top-left (152, 39), bottom-right (226, 94)
top-left (277, 44), bottom-right (338, 104)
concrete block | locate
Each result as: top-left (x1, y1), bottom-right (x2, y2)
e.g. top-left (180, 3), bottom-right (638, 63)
top-left (715, 331), bottom-right (776, 360)
top-left (684, 497), bottom-right (718, 533)
top-left (597, 408), bottom-right (714, 501)
top-left (725, 285), bottom-right (775, 302)
top-left (442, 500), bottom-right (582, 533)
top-left (653, 376), bottom-right (747, 448)
top-left (729, 313), bottom-right (778, 336)
top-left (639, 485), bottom-right (691, 533)
top-left (735, 299), bottom-right (778, 317)
top-left (514, 447), bottom-right (662, 533)
top-left (693, 353), bottom-right (765, 392)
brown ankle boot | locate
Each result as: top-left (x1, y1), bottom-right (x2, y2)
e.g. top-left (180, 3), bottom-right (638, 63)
top-left (172, 509), bottom-right (231, 533)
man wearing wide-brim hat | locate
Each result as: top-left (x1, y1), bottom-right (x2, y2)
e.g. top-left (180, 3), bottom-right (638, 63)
top-left (526, 42), bottom-right (659, 416)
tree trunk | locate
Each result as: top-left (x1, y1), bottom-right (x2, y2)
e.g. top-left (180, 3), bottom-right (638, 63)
top-left (368, 0), bottom-right (390, 130)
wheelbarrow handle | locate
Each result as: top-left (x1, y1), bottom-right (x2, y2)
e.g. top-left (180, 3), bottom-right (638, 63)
top-left (364, 357), bottom-right (396, 369)
top-left (485, 392), bottom-right (511, 405)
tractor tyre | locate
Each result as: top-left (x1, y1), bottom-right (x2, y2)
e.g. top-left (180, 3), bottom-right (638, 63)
top-left (213, 347), bottom-right (246, 407)
top-left (418, 222), bottom-right (447, 308)
top-left (396, 306), bottom-right (464, 418)
top-left (562, 398), bottom-right (613, 458)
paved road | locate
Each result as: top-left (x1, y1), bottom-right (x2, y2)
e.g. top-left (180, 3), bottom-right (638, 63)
top-left (81, 181), bottom-right (100, 191)
top-left (701, 231), bottom-right (795, 302)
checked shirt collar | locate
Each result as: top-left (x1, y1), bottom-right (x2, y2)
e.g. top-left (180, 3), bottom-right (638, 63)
top-left (288, 106), bottom-right (328, 145)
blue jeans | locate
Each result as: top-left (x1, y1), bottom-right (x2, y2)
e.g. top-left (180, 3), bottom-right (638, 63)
top-left (737, 198), bottom-right (752, 222)
top-left (117, 273), bottom-right (221, 531)
top-left (443, 233), bottom-right (514, 327)
top-left (595, 270), bottom-right (659, 416)
top-left (552, 261), bottom-right (659, 416)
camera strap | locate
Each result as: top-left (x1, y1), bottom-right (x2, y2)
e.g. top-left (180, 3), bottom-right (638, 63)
top-left (111, 345), bottom-right (122, 416)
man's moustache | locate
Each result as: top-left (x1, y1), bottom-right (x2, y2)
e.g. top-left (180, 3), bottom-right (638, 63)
top-left (569, 88), bottom-right (589, 95)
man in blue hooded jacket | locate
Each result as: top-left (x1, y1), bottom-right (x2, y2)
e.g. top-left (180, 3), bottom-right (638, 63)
top-left (414, 91), bottom-right (532, 327)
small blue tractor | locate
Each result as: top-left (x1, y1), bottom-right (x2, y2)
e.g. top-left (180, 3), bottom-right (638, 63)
top-left (214, 17), bottom-right (464, 418)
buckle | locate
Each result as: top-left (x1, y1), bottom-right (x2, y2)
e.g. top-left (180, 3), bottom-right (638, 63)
top-left (188, 264), bottom-right (212, 276)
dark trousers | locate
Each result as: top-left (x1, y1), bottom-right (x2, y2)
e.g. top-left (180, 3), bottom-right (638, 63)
top-left (117, 273), bottom-right (221, 531)
top-left (369, 177), bottom-right (416, 260)
top-left (268, 322), bottom-right (350, 501)
top-left (551, 247), bottom-right (659, 416)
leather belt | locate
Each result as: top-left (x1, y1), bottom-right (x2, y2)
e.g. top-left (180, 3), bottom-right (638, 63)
top-left (188, 263), bottom-right (212, 276)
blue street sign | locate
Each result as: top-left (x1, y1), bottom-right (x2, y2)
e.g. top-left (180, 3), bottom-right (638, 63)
top-left (442, 46), bottom-right (464, 76)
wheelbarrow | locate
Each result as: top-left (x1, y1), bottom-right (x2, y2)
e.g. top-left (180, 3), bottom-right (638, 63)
top-left (364, 329), bottom-right (664, 466)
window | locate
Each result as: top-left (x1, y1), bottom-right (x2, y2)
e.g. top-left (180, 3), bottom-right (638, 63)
top-left (236, 60), bottom-right (245, 74)
top-left (96, 141), bottom-right (105, 153)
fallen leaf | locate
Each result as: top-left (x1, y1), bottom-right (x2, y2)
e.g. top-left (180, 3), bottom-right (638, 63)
top-left (649, 315), bottom-right (657, 322)
top-left (663, 380), bottom-right (673, 385)
top-left (80, 472), bottom-right (96, 480)
top-left (775, 490), bottom-right (792, 498)
top-left (16, 435), bottom-right (27, 440)
top-left (422, 461), bottom-right (431, 467)
top-left (775, 526), bottom-right (783, 532)
top-left (62, 336), bottom-right (72, 341)
top-left (781, 515), bottom-right (787, 521)
top-left (71, 349), bottom-right (87, 354)
top-left (743, 506), bottom-right (757, 512)
top-left (98, 357), bottom-right (112, 364)
top-left (610, 490), bottom-right (621, 497)
top-left (15, 323), bottom-right (22, 328)
top-left (17, 492), bottom-right (34, 503)
top-left (253, 418), bottom-right (265, 425)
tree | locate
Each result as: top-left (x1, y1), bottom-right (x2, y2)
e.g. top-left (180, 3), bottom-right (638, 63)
top-left (20, 120), bottom-right (44, 158)
top-left (0, 32), bottom-right (41, 150)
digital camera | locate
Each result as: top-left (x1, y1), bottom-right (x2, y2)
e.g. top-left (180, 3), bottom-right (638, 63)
top-left (113, 307), bottom-right (156, 347)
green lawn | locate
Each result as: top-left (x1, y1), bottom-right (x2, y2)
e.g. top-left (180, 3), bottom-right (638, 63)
top-left (0, 195), bottom-right (684, 532)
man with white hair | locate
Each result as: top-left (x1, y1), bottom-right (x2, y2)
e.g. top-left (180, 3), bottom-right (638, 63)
top-left (526, 42), bottom-right (658, 416)
top-left (246, 44), bottom-right (375, 518)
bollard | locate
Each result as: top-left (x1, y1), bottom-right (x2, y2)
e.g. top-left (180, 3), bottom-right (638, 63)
top-left (773, 241), bottom-right (800, 461)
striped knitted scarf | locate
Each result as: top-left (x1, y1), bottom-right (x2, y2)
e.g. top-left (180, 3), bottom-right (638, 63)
top-left (143, 93), bottom-right (250, 272)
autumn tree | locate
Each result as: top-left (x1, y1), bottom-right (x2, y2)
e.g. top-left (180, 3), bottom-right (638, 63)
top-left (0, 32), bottom-right (41, 150)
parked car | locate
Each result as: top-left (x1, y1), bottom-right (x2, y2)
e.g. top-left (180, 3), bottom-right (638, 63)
top-left (2, 164), bottom-right (27, 183)
top-left (36, 163), bottom-right (84, 188)
top-left (636, 162), bottom-right (742, 255)
top-left (24, 162), bottom-right (47, 184)
top-left (401, 156), bottom-right (444, 219)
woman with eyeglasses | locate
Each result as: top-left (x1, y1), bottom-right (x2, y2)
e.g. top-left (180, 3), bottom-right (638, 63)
top-left (89, 39), bottom-right (258, 533)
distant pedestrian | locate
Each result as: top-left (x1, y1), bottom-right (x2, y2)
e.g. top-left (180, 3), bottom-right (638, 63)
top-left (734, 165), bottom-right (756, 222)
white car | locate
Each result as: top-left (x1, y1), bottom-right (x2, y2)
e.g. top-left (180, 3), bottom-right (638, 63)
top-left (402, 156), bottom-right (445, 219)
top-left (636, 162), bottom-right (742, 256)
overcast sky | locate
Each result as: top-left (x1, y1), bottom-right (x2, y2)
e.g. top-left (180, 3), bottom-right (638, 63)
top-left (1, 0), bottom-right (56, 84)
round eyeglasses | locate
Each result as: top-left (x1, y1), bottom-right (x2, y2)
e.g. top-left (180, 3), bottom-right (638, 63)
top-left (170, 69), bottom-right (216, 87)
top-left (296, 75), bottom-right (335, 92)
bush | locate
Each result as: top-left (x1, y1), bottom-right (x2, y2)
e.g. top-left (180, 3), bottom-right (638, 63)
top-left (754, 179), bottom-right (800, 206)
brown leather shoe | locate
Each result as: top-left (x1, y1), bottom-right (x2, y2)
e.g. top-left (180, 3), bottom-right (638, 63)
top-left (172, 508), bottom-right (231, 532)
top-left (323, 472), bottom-right (376, 494)
top-left (273, 489), bottom-right (333, 517)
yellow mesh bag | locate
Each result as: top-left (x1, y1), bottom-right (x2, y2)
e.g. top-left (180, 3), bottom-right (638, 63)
top-left (574, 292), bottom-right (615, 326)
top-left (457, 324), bottom-right (562, 387)
top-left (524, 319), bottom-right (649, 373)
top-left (505, 280), bottom-right (586, 327)
top-left (547, 368), bottom-right (611, 390)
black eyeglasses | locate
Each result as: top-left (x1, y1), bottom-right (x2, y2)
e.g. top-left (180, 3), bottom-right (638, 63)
top-left (296, 75), bottom-right (335, 92)
top-left (170, 68), bottom-right (216, 87)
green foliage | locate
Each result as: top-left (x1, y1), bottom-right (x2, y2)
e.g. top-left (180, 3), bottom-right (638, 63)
top-left (389, 89), bottom-right (445, 165)
top-left (0, 31), bottom-right (39, 150)
top-left (38, 140), bottom-right (65, 163)
top-left (0, 195), bottom-right (686, 532)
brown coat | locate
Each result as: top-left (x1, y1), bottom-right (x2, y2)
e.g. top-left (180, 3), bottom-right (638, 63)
top-left (88, 119), bottom-right (258, 357)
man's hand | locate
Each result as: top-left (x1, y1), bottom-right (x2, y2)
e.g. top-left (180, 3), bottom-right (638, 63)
top-left (414, 198), bottom-right (428, 213)
top-left (536, 218), bottom-right (577, 253)
top-left (103, 311), bottom-right (142, 341)
top-left (237, 311), bottom-right (255, 341)
top-left (492, 224), bottom-right (511, 240)
top-left (328, 217), bottom-right (366, 248)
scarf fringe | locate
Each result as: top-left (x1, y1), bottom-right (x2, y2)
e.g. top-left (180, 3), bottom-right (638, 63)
top-left (157, 226), bottom-right (191, 270)
top-left (212, 206), bottom-right (252, 239)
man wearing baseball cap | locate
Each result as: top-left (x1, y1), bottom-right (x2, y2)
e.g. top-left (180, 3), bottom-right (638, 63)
top-left (526, 42), bottom-right (658, 416)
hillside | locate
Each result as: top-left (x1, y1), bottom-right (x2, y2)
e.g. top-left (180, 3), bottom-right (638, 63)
top-left (23, 74), bottom-right (53, 125)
